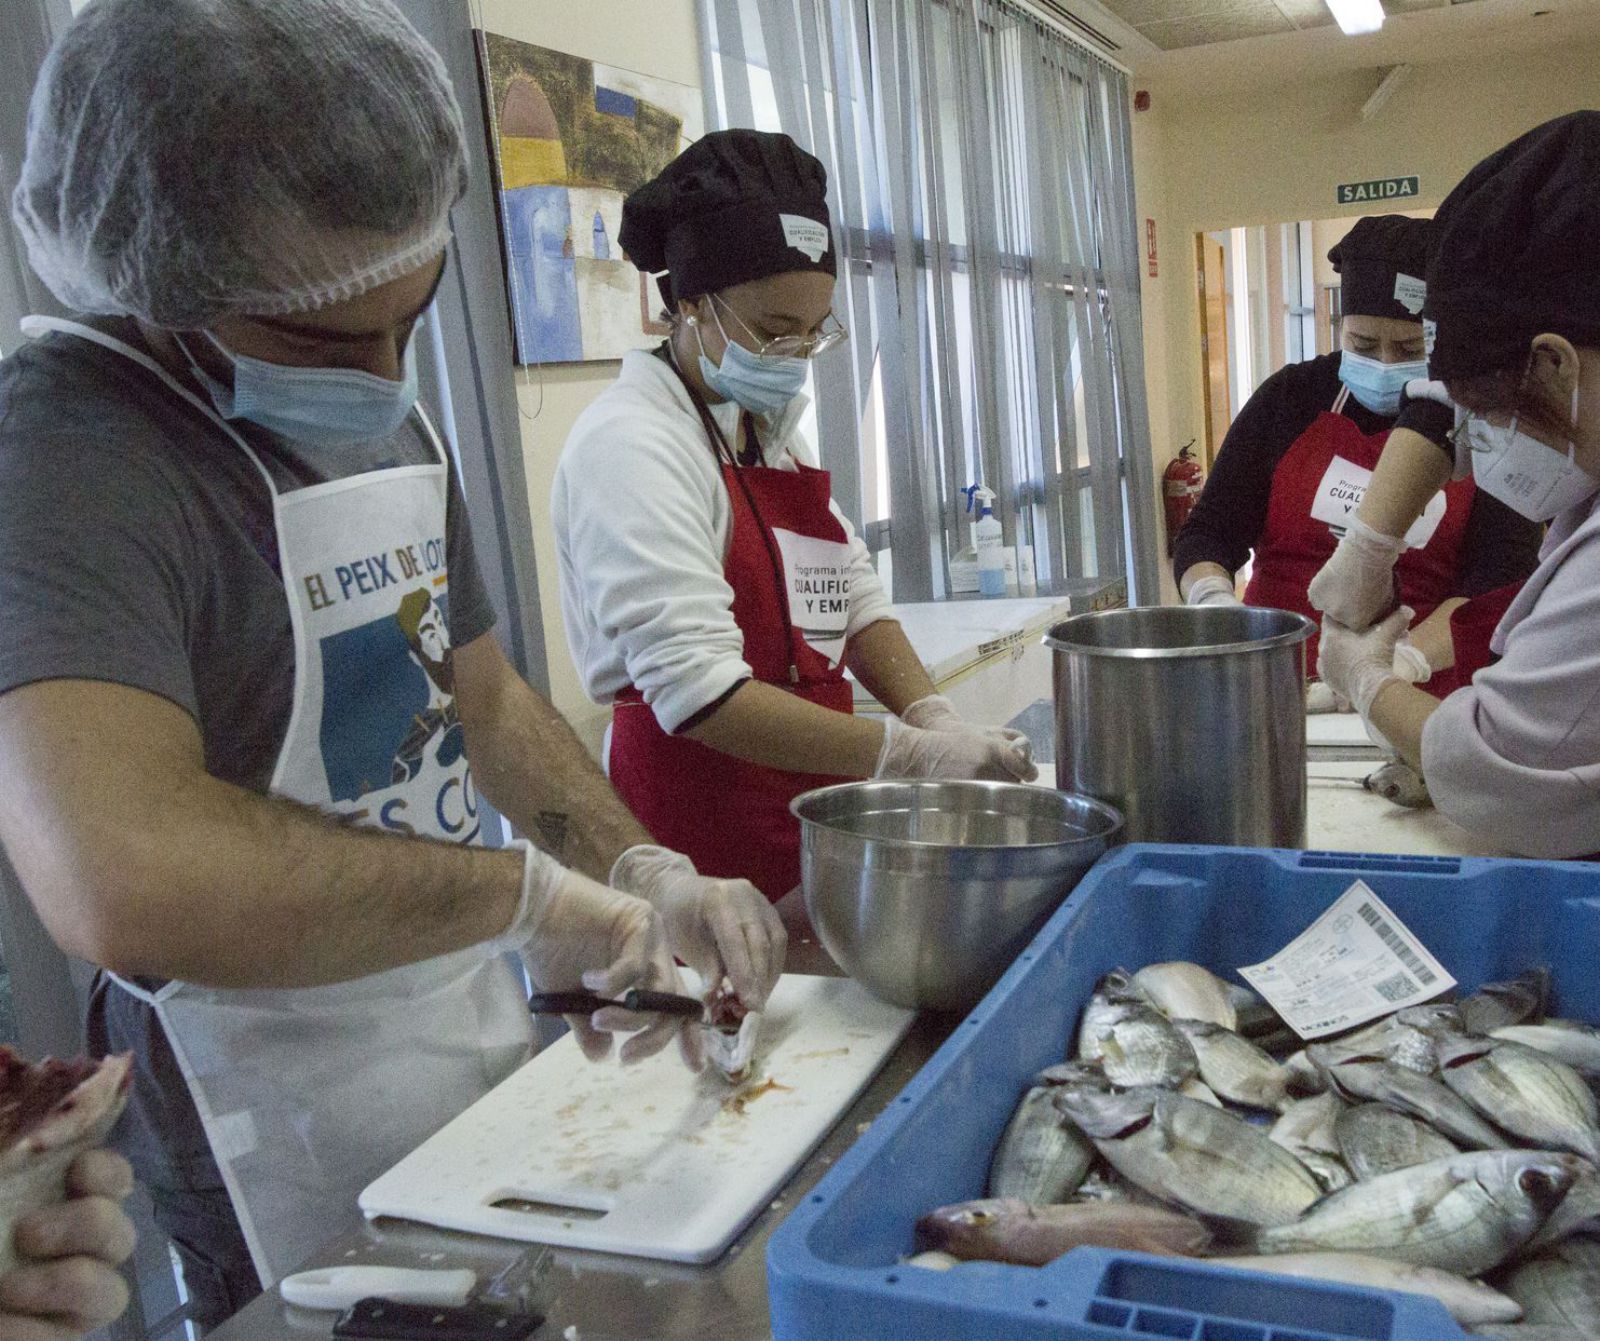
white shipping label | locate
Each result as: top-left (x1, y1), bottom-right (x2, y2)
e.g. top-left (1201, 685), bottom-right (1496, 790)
top-left (1310, 455), bottom-right (1447, 550)
top-left (1239, 879), bottom-right (1456, 1039)
top-left (773, 527), bottom-right (851, 667)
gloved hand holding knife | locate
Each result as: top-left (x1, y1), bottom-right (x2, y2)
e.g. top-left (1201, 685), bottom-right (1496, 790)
top-left (611, 844), bottom-right (787, 1079)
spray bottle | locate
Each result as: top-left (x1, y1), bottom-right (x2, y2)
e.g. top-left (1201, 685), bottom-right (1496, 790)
top-left (973, 486), bottom-right (1006, 598)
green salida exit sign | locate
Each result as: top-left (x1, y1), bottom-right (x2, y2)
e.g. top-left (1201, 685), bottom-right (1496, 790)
top-left (1337, 176), bottom-right (1420, 205)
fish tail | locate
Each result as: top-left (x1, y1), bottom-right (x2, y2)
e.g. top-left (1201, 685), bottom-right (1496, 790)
top-left (1192, 1212), bottom-right (1260, 1255)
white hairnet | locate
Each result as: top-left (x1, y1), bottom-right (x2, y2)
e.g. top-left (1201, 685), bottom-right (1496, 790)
top-left (12, 0), bottom-right (467, 329)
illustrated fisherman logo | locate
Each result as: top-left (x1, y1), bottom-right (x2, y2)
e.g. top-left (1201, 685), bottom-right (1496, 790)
top-left (319, 585), bottom-right (466, 805)
top-left (390, 588), bottom-right (464, 786)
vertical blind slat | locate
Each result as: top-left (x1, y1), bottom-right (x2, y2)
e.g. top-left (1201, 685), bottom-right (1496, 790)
top-left (696, 0), bottom-right (1154, 603)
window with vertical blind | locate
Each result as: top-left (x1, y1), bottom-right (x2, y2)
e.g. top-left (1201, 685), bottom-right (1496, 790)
top-left (698, 0), bottom-right (1159, 603)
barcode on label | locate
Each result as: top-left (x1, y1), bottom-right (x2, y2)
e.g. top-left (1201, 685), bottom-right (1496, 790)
top-left (1357, 902), bottom-right (1438, 985)
top-left (1374, 972), bottom-right (1418, 1004)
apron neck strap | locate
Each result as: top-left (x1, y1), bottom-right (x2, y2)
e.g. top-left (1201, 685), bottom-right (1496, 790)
top-left (21, 315), bottom-right (279, 497)
top-left (20, 315), bottom-right (448, 485)
top-left (654, 341), bottom-right (763, 467)
top-left (652, 341), bottom-right (801, 684)
top-left (1331, 384), bottom-right (1352, 416)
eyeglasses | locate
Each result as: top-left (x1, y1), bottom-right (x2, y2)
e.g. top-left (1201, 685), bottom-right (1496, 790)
top-left (711, 294), bottom-right (848, 360)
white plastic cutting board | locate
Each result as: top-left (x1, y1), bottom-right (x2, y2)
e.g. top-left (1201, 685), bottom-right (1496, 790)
top-left (1306, 710), bottom-right (1378, 747)
top-left (359, 975), bottom-right (913, 1263)
top-left (1307, 765), bottom-right (1507, 857)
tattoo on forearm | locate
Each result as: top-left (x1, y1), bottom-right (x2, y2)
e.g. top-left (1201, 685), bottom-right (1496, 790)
top-left (534, 810), bottom-right (570, 861)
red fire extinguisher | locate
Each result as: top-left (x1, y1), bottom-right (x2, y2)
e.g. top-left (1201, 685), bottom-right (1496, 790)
top-left (1163, 440), bottom-right (1202, 556)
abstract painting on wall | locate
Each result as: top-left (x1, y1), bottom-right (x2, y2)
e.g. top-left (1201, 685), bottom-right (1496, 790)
top-left (475, 32), bottom-right (704, 364)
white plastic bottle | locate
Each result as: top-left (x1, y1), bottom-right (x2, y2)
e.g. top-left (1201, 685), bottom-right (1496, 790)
top-left (973, 487), bottom-right (1006, 598)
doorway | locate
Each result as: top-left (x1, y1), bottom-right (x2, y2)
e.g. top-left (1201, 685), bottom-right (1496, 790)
top-left (1195, 234), bottom-right (1231, 467)
top-left (1193, 208), bottom-right (1435, 462)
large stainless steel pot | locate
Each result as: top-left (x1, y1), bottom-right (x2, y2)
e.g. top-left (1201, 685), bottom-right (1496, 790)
top-left (1046, 606), bottom-right (1314, 847)
top-left (792, 781), bottom-right (1122, 1012)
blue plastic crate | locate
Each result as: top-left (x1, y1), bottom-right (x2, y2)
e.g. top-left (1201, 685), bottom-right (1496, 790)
top-left (768, 843), bottom-right (1600, 1341)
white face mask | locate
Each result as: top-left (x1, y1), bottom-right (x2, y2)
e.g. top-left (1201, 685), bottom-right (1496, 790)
top-left (1460, 363), bottom-right (1598, 522)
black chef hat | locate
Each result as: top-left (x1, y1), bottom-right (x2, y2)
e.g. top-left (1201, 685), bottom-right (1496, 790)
top-left (1425, 111), bottom-right (1600, 381)
top-left (1327, 215), bottom-right (1432, 323)
top-left (620, 129), bottom-right (836, 309)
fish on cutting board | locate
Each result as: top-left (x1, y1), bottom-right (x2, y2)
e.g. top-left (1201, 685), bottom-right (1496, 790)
top-left (704, 982), bottom-right (762, 1084)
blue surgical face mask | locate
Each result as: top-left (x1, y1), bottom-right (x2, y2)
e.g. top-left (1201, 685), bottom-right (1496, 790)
top-left (695, 304), bottom-right (809, 419)
top-left (180, 330), bottom-right (419, 448)
top-left (1339, 349), bottom-right (1427, 417)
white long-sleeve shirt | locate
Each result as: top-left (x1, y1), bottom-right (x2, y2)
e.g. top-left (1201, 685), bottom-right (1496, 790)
top-left (1424, 492), bottom-right (1600, 858)
top-left (553, 349), bottom-right (893, 733)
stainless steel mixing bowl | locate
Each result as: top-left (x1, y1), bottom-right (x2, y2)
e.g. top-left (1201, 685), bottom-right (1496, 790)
top-left (791, 781), bottom-right (1123, 1012)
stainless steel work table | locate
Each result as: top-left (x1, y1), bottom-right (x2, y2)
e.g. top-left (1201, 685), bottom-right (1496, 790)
top-left (211, 892), bottom-right (952, 1341)
top-left (209, 760), bottom-right (1505, 1341)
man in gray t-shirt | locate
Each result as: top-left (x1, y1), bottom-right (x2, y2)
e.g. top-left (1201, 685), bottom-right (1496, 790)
top-left (0, 0), bottom-right (783, 1325)
top-left (0, 317), bottom-right (500, 1316)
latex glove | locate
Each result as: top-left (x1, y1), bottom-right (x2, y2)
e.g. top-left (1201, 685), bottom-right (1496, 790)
top-left (610, 845), bottom-right (786, 1011)
top-left (0, 1149), bottom-right (135, 1338)
top-left (503, 841), bottom-right (703, 1070)
top-left (1391, 634), bottom-right (1432, 684)
top-left (1305, 681), bottom-right (1351, 714)
top-left (1306, 516), bottom-right (1405, 630)
top-left (1317, 606), bottom-right (1412, 718)
top-left (875, 716), bottom-right (1037, 782)
top-left (899, 693), bottom-right (1029, 748)
top-left (1185, 574), bottom-right (1240, 608)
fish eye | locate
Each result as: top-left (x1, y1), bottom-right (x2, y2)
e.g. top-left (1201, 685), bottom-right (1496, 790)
top-left (1518, 1169), bottom-right (1558, 1200)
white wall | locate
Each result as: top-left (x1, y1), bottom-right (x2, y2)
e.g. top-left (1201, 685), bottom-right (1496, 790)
top-left (1133, 40), bottom-right (1600, 536)
top-left (475, 0), bottom-right (703, 754)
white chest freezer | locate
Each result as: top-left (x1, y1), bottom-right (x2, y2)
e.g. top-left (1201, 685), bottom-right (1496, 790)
top-left (852, 578), bottom-right (1126, 734)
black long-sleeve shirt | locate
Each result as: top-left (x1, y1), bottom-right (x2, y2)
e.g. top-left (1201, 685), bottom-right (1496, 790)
top-left (1172, 352), bottom-right (1542, 596)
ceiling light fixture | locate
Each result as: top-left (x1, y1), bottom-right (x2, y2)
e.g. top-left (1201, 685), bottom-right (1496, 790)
top-left (1326, 0), bottom-right (1386, 34)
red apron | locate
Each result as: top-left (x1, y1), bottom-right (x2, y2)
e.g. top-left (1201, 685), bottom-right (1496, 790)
top-left (1422, 582), bottom-right (1524, 697)
top-left (1243, 391), bottom-right (1478, 674)
top-left (608, 362), bottom-right (854, 902)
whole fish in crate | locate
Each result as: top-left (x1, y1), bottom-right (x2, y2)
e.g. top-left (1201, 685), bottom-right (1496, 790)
top-left (1214, 1150), bottom-right (1582, 1276)
top-left (1054, 1085), bottom-right (1322, 1227)
top-left (1435, 1034), bottom-right (1600, 1163)
top-left (916, 1197), bottom-right (1211, 1266)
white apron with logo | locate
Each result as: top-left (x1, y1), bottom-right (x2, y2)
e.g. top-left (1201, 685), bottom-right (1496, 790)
top-left (22, 318), bottom-right (532, 1286)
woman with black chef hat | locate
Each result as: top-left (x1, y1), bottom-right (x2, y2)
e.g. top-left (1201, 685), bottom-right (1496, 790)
top-left (1175, 214), bottom-right (1540, 710)
top-left (1314, 111), bottom-right (1600, 858)
top-left (552, 130), bottom-right (1035, 901)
